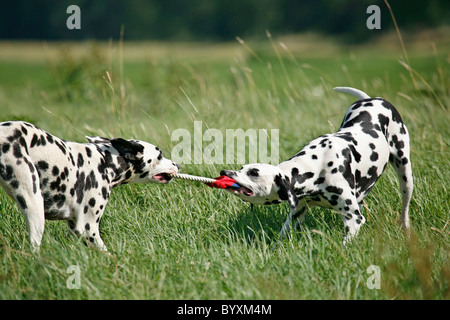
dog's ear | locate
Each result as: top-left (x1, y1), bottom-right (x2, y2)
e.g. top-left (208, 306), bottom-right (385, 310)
top-left (274, 174), bottom-right (298, 210)
top-left (110, 138), bottom-right (144, 161)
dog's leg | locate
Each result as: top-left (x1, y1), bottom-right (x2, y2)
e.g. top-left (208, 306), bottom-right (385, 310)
top-left (340, 200), bottom-right (366, 245)
top-left (1, 160), bottom-right (45, 251)
top-left (85, 221), bottom-right (107, 252)
top-left (68, 211), bottom-right (107, 251)
top-left (395, 160), bottom-right (413, 231)
top-left (279, 201), bottom-right (307, 241)
top-left (20, 195), bottom-right (45, 252)
top-left (389, 131), bottom-right (413, 230)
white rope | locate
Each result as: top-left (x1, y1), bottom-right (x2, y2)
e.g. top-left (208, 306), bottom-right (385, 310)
top-left (170, 173), bottom-right (216, 184)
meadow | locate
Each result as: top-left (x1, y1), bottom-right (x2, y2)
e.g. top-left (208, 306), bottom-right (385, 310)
top-left (0, 29), bottom-right (448, 299)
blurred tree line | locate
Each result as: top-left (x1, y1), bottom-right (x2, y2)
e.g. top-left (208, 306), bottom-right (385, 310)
top-left (0, 0), bottom-right (448, 42)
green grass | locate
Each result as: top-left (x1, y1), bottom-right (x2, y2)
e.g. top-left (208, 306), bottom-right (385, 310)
top-left (0, 34), bottom-right (448, 299)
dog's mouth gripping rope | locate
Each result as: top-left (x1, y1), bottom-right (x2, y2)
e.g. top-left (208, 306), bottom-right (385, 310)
top-left (169, 173), bottom-right (240, 189)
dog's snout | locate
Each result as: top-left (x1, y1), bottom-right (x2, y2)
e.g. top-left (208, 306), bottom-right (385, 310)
top-left (220, 170), bottom-right (234, 177)
top-left (174, 163), bottom-right (180, 170)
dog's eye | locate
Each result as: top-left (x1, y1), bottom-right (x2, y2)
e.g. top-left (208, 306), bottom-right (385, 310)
top-left (157, 151), bottom-right (163, 161)
top-left (247, 168), bottom-right (259, 177)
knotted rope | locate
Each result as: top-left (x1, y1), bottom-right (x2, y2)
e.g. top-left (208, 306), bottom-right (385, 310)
top-left (170, 173), bottom-right (216, 184)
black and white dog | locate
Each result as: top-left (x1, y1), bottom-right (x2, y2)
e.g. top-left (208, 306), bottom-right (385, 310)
top-left (221, 87), bottom-right (413, 244)
top-left (0, 121), bottom-right (179, 251)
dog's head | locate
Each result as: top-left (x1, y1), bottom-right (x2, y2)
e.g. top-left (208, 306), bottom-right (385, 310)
top-left (86, 136), bottom-right (179, 184)
top-left (220, 163), bottom-right (298, 209)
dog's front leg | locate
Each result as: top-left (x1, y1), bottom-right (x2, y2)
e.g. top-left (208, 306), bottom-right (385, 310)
top-left (67, 214), bottom-right (108, 252)
top-left (279, 201), bottom-right (307, 241)
top-left (85, 222), bottom-right (107, 252)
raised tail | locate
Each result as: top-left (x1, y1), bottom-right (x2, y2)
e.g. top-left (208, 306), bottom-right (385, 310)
top-left (334, 87), bottom-right (370, 100)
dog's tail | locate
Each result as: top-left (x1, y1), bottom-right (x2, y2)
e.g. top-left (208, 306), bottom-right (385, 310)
top-left (333, 87), bottom-right (370, 100)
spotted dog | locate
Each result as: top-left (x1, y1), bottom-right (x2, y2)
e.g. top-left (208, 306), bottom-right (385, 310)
top-left (0, 121), bottom-right (179, 251)
top-left (220, 87), bottom-right (413, 244)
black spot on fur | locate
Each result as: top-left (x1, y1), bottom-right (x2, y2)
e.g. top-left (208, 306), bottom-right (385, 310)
top-left (314, 177), bottom-right (325, 185)
top-left (381, 99), bottom-right (404, 124)
top-left (7, 129), bottom-right (22, 143)
top-left (84, 170), bottom-right (98, 191)
top-left (73, 171), bottom-right (86, 204)
top-left (326, 186), bottom-right (343, 195)
top-left (16, 195), bottom-right (27, 209)
top-left (348, 145), bottom-right (361, 163)
top-left (77, 153), bottom-right (84, 167)
top-left (247, 168), bottom-right (259, 177)
top-left (46, 133), bottom-right (54, 144)
top-left (341, 148), bottom-right (355, 189)
top-left (50, 177), bottom-right (61, 191)
top-left (52, 166), bottom-right (59, 176)
top-left (85, 147), bottom-right (92, 158)
top-left (139, 172), bottom-right (149, 179)
top-left (54, 140), bottom-right (67, 155)
top-left (101, 187), bottom-right (109, 200)
top-left (291, 168), bottom-right (314, 185)
top-left (1, 143), bottom-right (10, 153)
top-left (370, 152), bottom-right (379, 161)
top-left (378, 114), bottom-right (390, 137)
top-left (341, 111), bottom-right (379, 138)
top-left (356, 165), bottom-right (380, 195)
top-left (37, 161), bottom-right (49, 171)
top-left (13, 143), bottom-right (23, 158)
top-left (0, 164), bottom-right (14, 181)
top-left (335, 132), bottom-right (358, 145)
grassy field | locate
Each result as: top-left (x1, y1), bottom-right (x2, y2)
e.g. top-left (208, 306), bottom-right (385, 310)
top-left (0, 30), bottom-right (448, 299)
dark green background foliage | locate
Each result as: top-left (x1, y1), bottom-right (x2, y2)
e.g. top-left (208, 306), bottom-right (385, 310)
top-left (0, 0), bottom-right (448, 41)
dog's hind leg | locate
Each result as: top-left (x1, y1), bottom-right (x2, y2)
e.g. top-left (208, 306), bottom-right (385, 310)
top-left (389, 129), bottom-right (413, 230)
top-left (1, 158), bottom-right (45, 251)
top-left (391, 155), bottom-right (413, 230)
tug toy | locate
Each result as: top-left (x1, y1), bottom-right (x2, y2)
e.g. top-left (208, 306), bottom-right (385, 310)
top-left (170, 173), bottom-right (240, 189)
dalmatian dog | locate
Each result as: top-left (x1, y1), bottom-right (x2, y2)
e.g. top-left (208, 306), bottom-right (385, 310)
top-left (0, 121), bottom-right (179, 251)
top-left (220, 87), bottom-right (413, 244)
